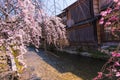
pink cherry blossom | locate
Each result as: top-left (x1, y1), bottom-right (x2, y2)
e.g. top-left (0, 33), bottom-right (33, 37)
top-left (112, 52), bottom-right (120, 57)
top-left (100, 11), bottom-right (107, 16)
top-left (109, 16), bottom-right (118, 21)
top-left (0, 0), bottom-right (68, 74)
top-left (99, 18), bottom-right (104, 24)
top-left (116, 72), bottom-right (120, 77)
top-left (117, 2), bottom-right (120, 6)
top-left (115, 61), bottom-right (120, 66)
top-left (106, 8), bottom-right (112, 14)
top-left (114, 0), bottom-right (118, 3)
top-left (105, 22), bottom-right (111, 26)
top-left (96, 0), bottom-right (120, 79)
top-left (99, 20), bottom-right (104, 24)
top-left (93, 72), bottom-right (103, 80)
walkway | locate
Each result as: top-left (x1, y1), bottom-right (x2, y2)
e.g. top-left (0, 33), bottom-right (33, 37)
top-left (23, 47), bottom-right (105, 80)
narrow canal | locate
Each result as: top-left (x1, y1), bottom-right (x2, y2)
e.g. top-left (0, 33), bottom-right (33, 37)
top-left (23, 47), bottom-right (106, 80)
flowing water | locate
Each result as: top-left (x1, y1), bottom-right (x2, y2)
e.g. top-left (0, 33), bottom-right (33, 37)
top-left (23, 47), bottom-right (106, 80)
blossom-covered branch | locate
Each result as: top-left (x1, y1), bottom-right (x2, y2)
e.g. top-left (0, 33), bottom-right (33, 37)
top-left (93, 0), bottom-right (120, 80)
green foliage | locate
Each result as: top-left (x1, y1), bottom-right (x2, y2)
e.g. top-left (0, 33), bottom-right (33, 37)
top-left (87, 50), bottom-right (109, 59)
top-left (0, 46), bottom-right (8, 73)
top-left (10, 47), bottom-right (23, 73)
top-left (47, 44), bottom-right (56, 52)
top-left (14, 58), bottom-right (23, 73)
top-left (76, 47), bottom-right (109, 59)
top-left (0, 45), bottom-right (6, 54)
top-left (105, 45), bottom-right (118, 52)
top-left (11, 48), bottom-right (20, 58)
top-left (0, 62), bottom-right (8, 73)
top-left (76, 47), bottom-right (85, 52)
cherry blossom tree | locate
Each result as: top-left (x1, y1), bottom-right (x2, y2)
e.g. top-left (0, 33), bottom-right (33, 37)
top-left (93, 0), bottom-right (120, 80)
top-left (0, 0), bottom-right (68, 75)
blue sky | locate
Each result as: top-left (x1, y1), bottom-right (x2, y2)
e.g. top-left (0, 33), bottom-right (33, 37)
top-left (43, 0), bottom-right (77, 15)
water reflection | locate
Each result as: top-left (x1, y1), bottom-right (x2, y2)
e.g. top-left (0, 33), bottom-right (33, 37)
top-left (27, 47), bottom-right (106, 80)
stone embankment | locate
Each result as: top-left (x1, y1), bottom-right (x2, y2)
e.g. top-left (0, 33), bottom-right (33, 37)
top-left (0, 51), bottom-right (18, 80)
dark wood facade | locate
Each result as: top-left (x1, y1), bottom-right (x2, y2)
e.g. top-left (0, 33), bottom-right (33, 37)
top-left (67, 23), bottom-right (97, 46)
top-left (58, 0), bottom-right (117, 47)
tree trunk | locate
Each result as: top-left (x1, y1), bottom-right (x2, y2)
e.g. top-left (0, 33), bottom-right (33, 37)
top-left (44, 39), bottom-right (47, 53)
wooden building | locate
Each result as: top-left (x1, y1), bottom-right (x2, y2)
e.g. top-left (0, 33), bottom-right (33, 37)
top-left (58, 0), bottom-right (118, 48)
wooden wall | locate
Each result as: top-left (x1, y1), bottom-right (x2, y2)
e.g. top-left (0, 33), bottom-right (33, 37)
top-left (66, 0), bottom-right (93, 24)
top-left (93, 0), bottom-right (99, 15)
top-left (93, 0), bottom-right (113, 15)
top-left (67, 23), bottom-right (97, 46)
top-left (64, 0), bottom-right (115, 47)
top-left (70, 0), bottom-right (92, 23)
top-left (65, 0), bottom-right (97, 46)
